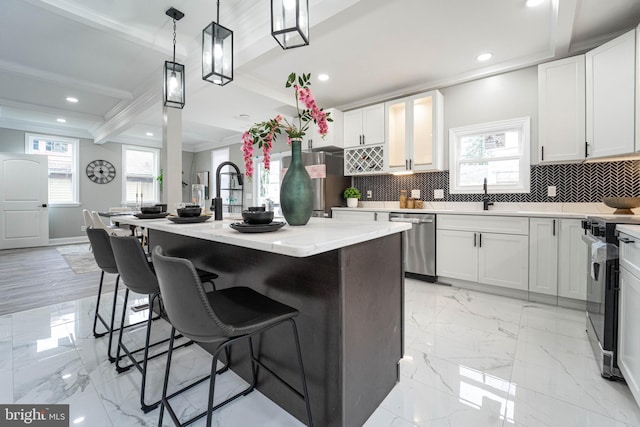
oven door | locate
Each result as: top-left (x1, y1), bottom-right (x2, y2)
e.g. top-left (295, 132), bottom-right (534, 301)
top-left (584, 234), bottom-right (607, 344)
top-left (582, 233), bottom-right (621, 378)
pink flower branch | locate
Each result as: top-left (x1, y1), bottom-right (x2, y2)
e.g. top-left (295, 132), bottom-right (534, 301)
top-left (242, 73), bottom-right (332, 178)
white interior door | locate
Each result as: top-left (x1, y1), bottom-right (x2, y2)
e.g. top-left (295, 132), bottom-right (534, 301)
top-left (0, 153), bottom-right (49, 249)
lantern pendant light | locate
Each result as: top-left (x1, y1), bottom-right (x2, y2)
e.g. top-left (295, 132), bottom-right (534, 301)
top-left (202, 0), bottom-right (233, 86)
top-left (163, 7), bottom-right (185, 109)
top-left (271, 0), bottom-right (309, 49)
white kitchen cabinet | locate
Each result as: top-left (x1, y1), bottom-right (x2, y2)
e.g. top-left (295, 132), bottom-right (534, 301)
top-left (618, 231), bottom-right (640, 407)
top-left (436, 215), bottom-right (529, 291)
top-left (436, 229), bottom-right (478, 281)
top-left (529, 218), bottom-right (559, 296)
top-left (304, 108), bottom-right (344, 150)
top-left (343, 104), bottom-right (385, 148)
top-left (538, 56), bottom-right (586, 163)
top-left (385, 90), bottom-right (444, 172)
top-left (478, 232), bottom-right (529, 291)
top-left (558, 218), bottom-right (588, 301)
top-left (586, 29), bottom-right (636, 158)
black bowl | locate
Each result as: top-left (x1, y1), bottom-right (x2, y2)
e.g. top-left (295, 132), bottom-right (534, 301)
top-left (141, 206), bottom-right (162, 214)
top-left (241, 210), bottom-right (274, 225)
top-left (247, 206), bottom-right (266, 212)
top-left (177, 206), bottom-right (202, 217)
top-left (154, 203), bottom-right (167, 213)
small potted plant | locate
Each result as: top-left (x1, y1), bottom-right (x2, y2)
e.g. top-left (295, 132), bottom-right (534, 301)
top-left (343, 187), bottom-right (361, 208)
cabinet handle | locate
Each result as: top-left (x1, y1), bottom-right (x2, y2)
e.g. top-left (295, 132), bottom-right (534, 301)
top-left (553, 219), bottom-right (556, 236)
top-left (473, 232), bottom-right (477, 247)
top-left (405, 159), bottom-right (408, 170)
top-left (409, 159), bottom-right (412, 170)
top-left (374, 212), bottom-right (378, 221)
top-left (541, 146), bottom-right (544, 161)
top-left (308, 139), bottom-right (313, 149)
top-left (479, 233), bottom-right (482, 248)
top-left (619, 237), bottom-right (635, 244)
top-left (585, 141), bottom-right (589, 158)
top-left (362, 135), bottom-right (365, 145)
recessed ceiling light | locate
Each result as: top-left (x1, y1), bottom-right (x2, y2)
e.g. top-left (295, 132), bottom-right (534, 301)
top-left (66, 97), bottom-right (78, 103)
top-left (477, 53), bottom-right (492, 62)
top-left (239, 114), bottom-right (251, 120)
top-left (318, 74), bottom-right (329, 82)
top-left (526, 0), bottom-right (544, 7)
top-left (146, 132), bottom-right (154, 137)
top-left (56, 118), bottom-right (66, 123)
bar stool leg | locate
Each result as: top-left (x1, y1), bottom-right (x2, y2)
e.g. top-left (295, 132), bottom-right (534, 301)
top-left (92, 271), bottom-right (107, 337)
top-left (158, 327), bottom-right (176, 427)
top-left (289, 318), bottom-right (313, 427)
top-left (106, 276), bottom-right (121, 362)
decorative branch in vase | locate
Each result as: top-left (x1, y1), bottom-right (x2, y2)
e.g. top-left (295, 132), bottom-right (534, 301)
top-left (241, 73), bottom-right (331, 225)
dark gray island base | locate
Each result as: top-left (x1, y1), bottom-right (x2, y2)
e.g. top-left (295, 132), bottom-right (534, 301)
top-left (150, 229), bottom-right (403, 427)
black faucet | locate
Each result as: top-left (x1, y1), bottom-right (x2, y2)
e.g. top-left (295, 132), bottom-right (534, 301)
top-left (212, 161), bottom-right (243, 220)
top-left (483, 177), bottom-right (493, 211)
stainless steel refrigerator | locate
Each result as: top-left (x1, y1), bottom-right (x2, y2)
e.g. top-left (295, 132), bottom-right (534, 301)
top-left (282, 151), bottom-right (351, 218)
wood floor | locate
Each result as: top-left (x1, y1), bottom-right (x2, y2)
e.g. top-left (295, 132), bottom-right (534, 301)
top-left (0, 245), bottom-right (117, 316)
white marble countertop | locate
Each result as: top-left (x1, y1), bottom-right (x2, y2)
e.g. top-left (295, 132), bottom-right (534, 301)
top-left (617, 224), bottom-right (640, 239)
top-left (116, 216), bottom-right (411, 258)
top-left (332, 201), bottom-right (629, 219)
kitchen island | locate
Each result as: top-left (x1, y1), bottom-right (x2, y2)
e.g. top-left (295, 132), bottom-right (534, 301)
top-left (116, 216), bottom-right (410, 427)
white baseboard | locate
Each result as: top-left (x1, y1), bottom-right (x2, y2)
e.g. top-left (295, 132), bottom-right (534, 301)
top-left (49, 236), bottom-right (89, 246)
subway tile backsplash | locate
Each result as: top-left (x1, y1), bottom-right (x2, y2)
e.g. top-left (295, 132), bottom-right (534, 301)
top-left (353, 161), bottom-right (640, 203)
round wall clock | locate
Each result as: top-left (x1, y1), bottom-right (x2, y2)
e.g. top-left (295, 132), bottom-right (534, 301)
top-left (86, 159), bottom-right (116, 184)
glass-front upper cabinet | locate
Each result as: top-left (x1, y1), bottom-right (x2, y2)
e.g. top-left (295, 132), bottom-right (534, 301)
top-left (385, 90), bottom-right (443, 173)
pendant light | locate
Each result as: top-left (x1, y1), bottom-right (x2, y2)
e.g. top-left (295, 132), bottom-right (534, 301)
top-left (271, 0), bottom-right (309, 49)
top-left (202, 0), bottom-right (233, 86)
top-left (163, 7), bottom-right (185, 109)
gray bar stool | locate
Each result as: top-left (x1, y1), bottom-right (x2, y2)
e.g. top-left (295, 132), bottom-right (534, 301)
top-left (152, 246), bottom-right (313, 427)
top-left (110, 235), bottom-right (223, 413)
top-left (86, 226), bottom-right (126, 362)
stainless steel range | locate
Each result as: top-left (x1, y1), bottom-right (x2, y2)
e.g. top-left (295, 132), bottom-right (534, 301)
top-left (582, 215), bottom-right (640, 379)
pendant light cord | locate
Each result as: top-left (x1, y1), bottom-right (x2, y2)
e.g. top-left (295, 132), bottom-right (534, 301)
top-left (172, 19), bottom-right (177, 63)
top-left (217, 0), bottom-right (220, 23)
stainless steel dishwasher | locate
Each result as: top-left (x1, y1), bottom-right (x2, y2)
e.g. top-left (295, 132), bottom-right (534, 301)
top-left (389, 212), bottom-right (436, 282)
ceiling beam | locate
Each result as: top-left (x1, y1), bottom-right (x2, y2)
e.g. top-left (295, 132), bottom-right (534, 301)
top-left (549, 0), bottom-right (579, 56)
top-left (0, 59), bottom-right (133, 100)
top-left (21, 0), bottom-right (183, 58)
top-left (0, 97), bottom-right (104, 122)
top-left (92, 88), bottom-right (160, 144)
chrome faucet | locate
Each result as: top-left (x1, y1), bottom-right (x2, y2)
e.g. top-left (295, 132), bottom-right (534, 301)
top-left (483, 177), bottom-right (494, 211)
top-left (212, 161), bottom-right (243, 220)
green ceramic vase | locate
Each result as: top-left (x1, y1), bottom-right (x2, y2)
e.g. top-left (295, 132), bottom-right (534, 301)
top-left (280, 138), bottom-right (313, 226)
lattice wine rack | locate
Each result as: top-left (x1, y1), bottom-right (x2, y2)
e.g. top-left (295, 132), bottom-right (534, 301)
top-left (344, 145), bottom-right (385, 175)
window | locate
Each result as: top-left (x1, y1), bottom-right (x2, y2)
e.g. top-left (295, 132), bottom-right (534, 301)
top-left (254, 154), bottom-right (283, 214)
top-left (449, 117), bottom-right (530, 194)
top-left (25, 133), bottom-right (79, 204)
top-left (122, 145), bottom-right (159, 204)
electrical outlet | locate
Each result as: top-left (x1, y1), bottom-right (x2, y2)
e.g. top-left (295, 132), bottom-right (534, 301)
top-left (411, 189), bottom-right (420, 199)
top-left (547, 186), bottom-right (557, 197)
top-left (366, 190), bottom-right (372, 199)
top-left (434, 189), bottom-right (444, 199)
top-left (80, 225), bottom-right (86, 231)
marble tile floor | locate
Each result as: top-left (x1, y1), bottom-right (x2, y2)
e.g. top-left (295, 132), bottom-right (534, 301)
top-left (1, 278), bottom-right (640, 427)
